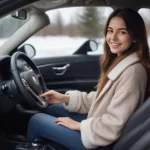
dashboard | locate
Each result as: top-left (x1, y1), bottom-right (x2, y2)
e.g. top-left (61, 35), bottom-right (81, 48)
top-left (0, 55), bottom-right (28, 84)
top-left (0, 55), bottom-right (29, 114)
top-left (0, 56), bottom-right (12, 84)
top-left (0, 55), bottom-right (37, 114)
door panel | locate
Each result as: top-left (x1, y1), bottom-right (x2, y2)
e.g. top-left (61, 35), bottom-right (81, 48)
top-left (33, 55), bottom-right (101, 93)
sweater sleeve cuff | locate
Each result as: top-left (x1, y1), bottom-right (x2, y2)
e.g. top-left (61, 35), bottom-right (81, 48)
top-left (80, 118), bottom-right (98, 149)
top-left (63, 91), bottom-right (79, 112)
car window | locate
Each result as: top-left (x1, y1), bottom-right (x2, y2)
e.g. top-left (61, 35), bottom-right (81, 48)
top-left (23, 7), bottom-right (113, 58)
top-left (0, 12), bottom-right (28, 47)
top-left (138, 8), bottom-right (150, 47)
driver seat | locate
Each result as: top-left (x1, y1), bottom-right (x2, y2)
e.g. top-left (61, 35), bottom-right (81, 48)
top-left (113, 96), bottom-right (150, 150)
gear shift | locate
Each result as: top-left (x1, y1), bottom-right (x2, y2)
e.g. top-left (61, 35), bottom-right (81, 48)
top-left (32, 139), bottom-right (40, 147)
top-left (15, 139), bottom-right (44, 150)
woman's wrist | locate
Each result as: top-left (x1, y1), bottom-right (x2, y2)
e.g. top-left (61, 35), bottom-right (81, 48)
top-left (63, 95), bottom-right (70, 105)
top-left (76, 122), bottom-right (81, 131)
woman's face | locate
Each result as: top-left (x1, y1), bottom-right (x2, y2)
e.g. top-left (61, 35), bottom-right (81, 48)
top-left (106, 16), bottom-right (134, 56)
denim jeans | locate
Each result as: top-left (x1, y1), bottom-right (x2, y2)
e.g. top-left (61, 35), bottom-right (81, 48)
top-left (27, 104), bottom-right (114, 150)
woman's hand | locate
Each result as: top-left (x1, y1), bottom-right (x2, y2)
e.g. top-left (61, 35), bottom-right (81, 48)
top-left (55, 117), bottom-right (81, 131)
top-left (41, 90), bottom-right (70, 105)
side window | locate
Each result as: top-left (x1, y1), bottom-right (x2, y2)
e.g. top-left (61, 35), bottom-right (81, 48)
top-left (23, 7), bottom-right (113, 58)
top-left (138, 8), bottom-right (150, 46)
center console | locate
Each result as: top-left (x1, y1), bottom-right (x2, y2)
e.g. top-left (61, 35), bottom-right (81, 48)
top-left (15, 140), bottom-right (55, 150)
top-left (1, 135), bottom-right (68, 150)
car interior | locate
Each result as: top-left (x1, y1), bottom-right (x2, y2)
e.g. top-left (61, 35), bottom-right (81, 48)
top-left (0, 0), bottom-right (149, 150)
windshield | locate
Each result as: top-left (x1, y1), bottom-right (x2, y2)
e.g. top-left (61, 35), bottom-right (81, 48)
top-left (0, 13), bottom-right (28, 47)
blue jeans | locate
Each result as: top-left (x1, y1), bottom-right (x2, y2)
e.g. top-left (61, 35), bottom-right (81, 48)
top-left (27, 104), bottom-right (114, 150)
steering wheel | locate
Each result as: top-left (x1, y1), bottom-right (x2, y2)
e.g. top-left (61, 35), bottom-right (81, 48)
top-left (11, 52), bottom-right (48, 109)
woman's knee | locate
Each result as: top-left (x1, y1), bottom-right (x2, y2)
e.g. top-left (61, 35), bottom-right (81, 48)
top-left (29, 113), bottom-right (56, 125)
top-left (28, 113), bottom-right (56, 136)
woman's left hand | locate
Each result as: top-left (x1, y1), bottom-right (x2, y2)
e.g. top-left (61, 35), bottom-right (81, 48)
top-left (55, 117), bottom-right (81, 131)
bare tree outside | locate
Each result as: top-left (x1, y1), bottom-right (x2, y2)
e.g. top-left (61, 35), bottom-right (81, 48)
top-left (78, 7), bottom-right (104, 39)
top-left (55, 11), bottom-right (64, 35)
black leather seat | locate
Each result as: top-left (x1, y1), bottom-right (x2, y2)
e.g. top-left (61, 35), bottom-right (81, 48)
top-left (113, 96), bottom-right (150, 150)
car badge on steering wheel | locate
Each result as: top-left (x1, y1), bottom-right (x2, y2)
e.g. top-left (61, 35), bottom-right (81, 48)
top-left (32, 75), bottom-right (38, 84)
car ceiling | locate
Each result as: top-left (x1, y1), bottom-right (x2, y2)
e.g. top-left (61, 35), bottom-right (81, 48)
top-left (0, 0), bottom-right (150, 18)
top-left (31, 0), bottom-right (150, 11)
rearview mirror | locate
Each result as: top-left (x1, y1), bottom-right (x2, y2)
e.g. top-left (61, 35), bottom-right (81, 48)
top-left (11, 9), bottom-right (27, 20)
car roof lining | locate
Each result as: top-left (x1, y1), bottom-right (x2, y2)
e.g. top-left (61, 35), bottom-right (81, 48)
top-left (0, 0), bottom-right (150, 18)
top-left (31, 0), bottom-right (150, 10)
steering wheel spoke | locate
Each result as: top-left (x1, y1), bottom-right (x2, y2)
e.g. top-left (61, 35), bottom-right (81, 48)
top-left (37, 73), bottom-right (41, 78)
top-left (21, 78), bottom-right (29, 87)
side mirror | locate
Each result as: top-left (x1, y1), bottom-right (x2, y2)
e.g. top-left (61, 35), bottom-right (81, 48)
top-left (73, 40), bottom-right (98, 55)
top-left (18, 44), bottom-right (36, 58)
top-left (11, 9), bottom-right (27, 20)
top-left (89, 40), bottom-right (98, 51)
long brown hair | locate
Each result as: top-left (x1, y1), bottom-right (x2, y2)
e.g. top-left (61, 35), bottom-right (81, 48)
top-left (97, 8), bottom-right (150, 98)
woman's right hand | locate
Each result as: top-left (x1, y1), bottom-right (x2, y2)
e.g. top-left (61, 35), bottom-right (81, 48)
top-left (41, 90), bottom-right (70, 105)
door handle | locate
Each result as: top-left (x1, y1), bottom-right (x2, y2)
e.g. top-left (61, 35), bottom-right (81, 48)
top-left (52, 64), bottom-right (70, 75)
